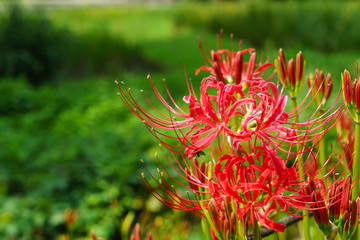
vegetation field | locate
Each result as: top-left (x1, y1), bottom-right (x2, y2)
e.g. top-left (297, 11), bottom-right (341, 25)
top-left (1, 1), bottom-right (360, 239)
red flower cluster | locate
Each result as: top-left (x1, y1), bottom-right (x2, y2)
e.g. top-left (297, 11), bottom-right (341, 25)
top-left (117, 33), bottom-right (349, 238)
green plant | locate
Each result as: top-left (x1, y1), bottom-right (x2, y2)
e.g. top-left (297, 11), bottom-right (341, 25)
top-left (0, 4), bottom-right (71, 85)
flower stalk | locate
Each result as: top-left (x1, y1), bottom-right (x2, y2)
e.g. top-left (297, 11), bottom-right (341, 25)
top-left (353, 122), bottom-right (360, 200)
top-left (341, 70), bottom-right (360, 200)
top-left (307, 70), bottom-right (334, 176)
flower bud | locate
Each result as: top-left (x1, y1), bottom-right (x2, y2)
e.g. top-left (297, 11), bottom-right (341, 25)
top-left (341, 69), bottom-right (360, 122)
top-left (288, 58), bottom-right (296, 87)
top-left (246, 52), bottom-right (256, 80)
top-left (235, 51), bottom-right (243, 84)
top-left (209, 199), bottom-right (221, 231)
top-left (307, 69), bottom-right (333, 108)
top-left (230, 212), bottom-right (237, 236)
top-left (296, 51), bottom-right (304, 82)
top-left (324, 73), bottom-right (333, 100)
top-left (275, 49), bottom-right (305, 98)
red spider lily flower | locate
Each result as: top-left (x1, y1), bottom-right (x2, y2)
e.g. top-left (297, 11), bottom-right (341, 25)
top-left (342, 69), bottom-right (360, 122)
top-left (207, 147), bottom-right (314, 233)
top-left (274, 49), bottom-right (305, 98)
top-left (136, 144), bottom-right (334, 235)
top-left (307, 69), bottom-right (333, 108)
top-left (116, 38), bottom-right (343, 165)
top-left (116, 73), bottom-right (343, 168)
top-left (134, 122), bottom-right (347, 239)
top-left (196, 31), bottom-right (274, 84)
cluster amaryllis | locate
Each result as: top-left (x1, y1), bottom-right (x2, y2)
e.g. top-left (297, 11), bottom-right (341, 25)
top-left (117, 65), bottom-right (342, 171)
top-left (117, 33), bottom-right (350, 238)
top-left (209, 147), bottom-right (304, 232)
top-left (136, 144), bottom-right (315, 232)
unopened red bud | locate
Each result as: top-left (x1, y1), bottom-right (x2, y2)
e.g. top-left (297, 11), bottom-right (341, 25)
top-left (235, 51), bottom-right (243, 84)
top-left (324, 73), bottom-right (333, 100)
top-left (312, 190), bottom-right (330, 225)
top-left (91, 231), bottom-right (96, 240)
top-left (296, 51), bottom-right (304, 82)
top-left (334, 187), bottom-right (342, 219)
top-left (230, 212), bottom-right (237, 236)
top-left (209, 199), bottom-right (221, 230)
top-left (314, 69), bottom-right (320, 87)
top-left (205, 163), bottom-right (211, 183)
top-left (147, 233), bottom-right (153, 240)
top-left (319, 70), bottom-right (325, 94)
top-left (341, 176), bottom-right (352, 213)
top-left (355, 79), bottom-right (360, 110)
top-left (64, 208), bottom-right (78, 227)
top-left (192, 158), bottom-right (201, 180)
top-left (213, 53), bottom-right (225, 83)
top-left (193, 158), bottom-right (199, 169)
top-left (350, 200), bottom-right (358, 228)
top-left (200, 161), bottom-right (206, 183)
top-left (278, 49), bottom-right (287, 82)
top-left (246, 52), bottom-right (256, 80)
top-left (329, 182), bottom-right (339, 220)
top-left (288, 59), bottom-right (296, 87)
top-left (306, 180), bottom-right (317, 195)
top-left (222, 219), bottom-right (229, 238)
top-left (185, 168), bottom-right (198, 192)
top-left (223, 197), bottom-right (232, 220)
top-left (134, 223), bottom-right (141, 240)
top-left (313, 207), bottom-right (322, 226)
top-left (307, 76), bottom-right (311, 89)
top-left (342, 70), bottom-right (352, 104)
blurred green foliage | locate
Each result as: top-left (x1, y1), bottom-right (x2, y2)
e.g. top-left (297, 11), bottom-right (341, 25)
top-left (0, 76), bottom-right (158, 238)
top-left (0, 4), bottom-right (70, 85)
top-left (174, 1), bottom-right (360, 52)
top-left (0, 4), bottom-right (152, 86)
top-left (0, 1), bottom-right (359, 239)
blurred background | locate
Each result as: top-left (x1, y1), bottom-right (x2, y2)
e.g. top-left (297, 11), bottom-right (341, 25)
top-left (1, 0), bottom-right (360, 239)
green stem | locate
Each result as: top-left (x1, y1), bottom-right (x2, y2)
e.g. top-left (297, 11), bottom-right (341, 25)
top-left (351, 121), bottom-right (360, 240)
top-left (318, 110), bottom-right (327, 177)
top-left (352, 121), bottom-right (360, 200)
top-left (302, 212), bottom-right (311, 240)
top-left (291, 96), bottom-right (311, 240)
top-left (291, 97), bottom-right (299, 124)
top-left (253, 218), bottom-right (261, 240)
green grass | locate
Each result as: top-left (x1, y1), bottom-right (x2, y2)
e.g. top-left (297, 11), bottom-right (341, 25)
top-left (48, 4), bottom-right (360, 92)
